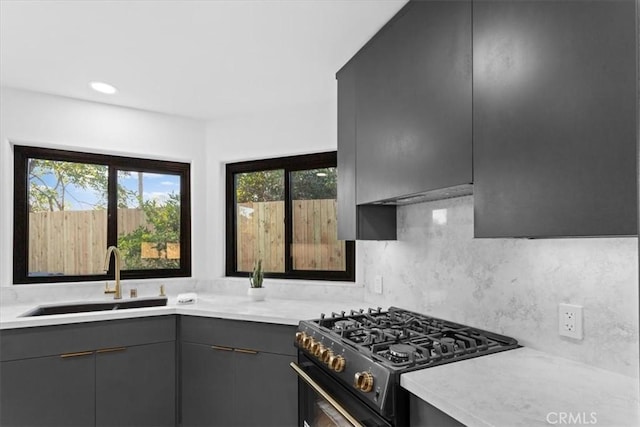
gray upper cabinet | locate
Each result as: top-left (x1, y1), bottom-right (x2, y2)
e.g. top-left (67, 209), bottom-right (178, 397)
top-left (473, 0), bottom-right (638, 237)
top-left (355, 0), bottom-right (472, 205)
top-left (337, 60), bottom-right (397, 241)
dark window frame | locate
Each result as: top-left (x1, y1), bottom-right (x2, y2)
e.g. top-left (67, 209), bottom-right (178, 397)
top-left (13, 145), bottom-right (192, 284)
top-left (226, 151), bottom-right (355, 282)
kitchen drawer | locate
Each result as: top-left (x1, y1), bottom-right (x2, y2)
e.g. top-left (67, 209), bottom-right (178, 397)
top-left (0, 315), bottom-right (176, 361)
top-left (179, 316), bottom-right (297, 356)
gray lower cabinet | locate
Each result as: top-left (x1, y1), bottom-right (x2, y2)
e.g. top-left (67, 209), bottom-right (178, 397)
top-left (180, 316), bottom-right (297, 427)
top-left (0, 352), bottom-right (95, 427)
top-left (473, 0), bottom-right (637, 237)
top-left (0, 316), bottom-right (176, 427)
top-left (410, 394), bottom-right (464, 427)
top-left (96, 341), bottom-right (176, 427)
top-left (181, 342), bottom-right (236, 426)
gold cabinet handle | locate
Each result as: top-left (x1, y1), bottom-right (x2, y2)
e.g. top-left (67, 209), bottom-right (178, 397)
top-left (60, 351), bottom-right (94, 359)
top-left (234, 348), bottom-right (258, 355)
top-left (211, 345), bottom-right (233, 352)
top-left (96, 347), bottom-right (127, 354)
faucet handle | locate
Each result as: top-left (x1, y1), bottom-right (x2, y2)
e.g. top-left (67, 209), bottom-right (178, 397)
top-left (104, 282), bottom-right (116, 294)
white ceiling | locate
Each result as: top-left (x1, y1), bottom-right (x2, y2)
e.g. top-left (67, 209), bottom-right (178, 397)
top-left (1, 0), bottom-right (408, 120)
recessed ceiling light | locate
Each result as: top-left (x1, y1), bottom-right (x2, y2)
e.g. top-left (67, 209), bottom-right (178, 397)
top-left (316, 172), bottom-right (327, 177)
top-left (89, 81), bottom-right (117, 95)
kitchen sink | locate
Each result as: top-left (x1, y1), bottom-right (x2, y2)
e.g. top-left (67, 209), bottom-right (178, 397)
top-left (20, 297), bottom-right (168, 317)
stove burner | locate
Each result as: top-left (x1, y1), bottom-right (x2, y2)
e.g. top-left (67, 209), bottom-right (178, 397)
top-left (389, 344), bottom-right (414, 361)
top-left (334, 320), bottom-right (357, 330)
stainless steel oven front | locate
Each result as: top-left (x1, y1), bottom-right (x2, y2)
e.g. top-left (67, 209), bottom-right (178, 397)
top-left (291, 353), bottom-right (393, 427)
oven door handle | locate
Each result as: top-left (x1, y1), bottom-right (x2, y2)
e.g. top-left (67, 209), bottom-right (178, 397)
top-left (290, 362), bottom-right (363, 427)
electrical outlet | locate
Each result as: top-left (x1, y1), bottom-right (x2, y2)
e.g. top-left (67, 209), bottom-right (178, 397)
top-left (374, 276), bottom-right (383, 294)
top-left (559, 303), bottom-right (583, 340)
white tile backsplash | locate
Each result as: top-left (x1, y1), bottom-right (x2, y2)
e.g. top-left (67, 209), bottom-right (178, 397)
top-left (361, 195), bottom-right (639, 377)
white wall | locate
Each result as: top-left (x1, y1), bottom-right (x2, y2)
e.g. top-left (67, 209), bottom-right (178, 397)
top-left (0, 87), bottom-right (208, 286)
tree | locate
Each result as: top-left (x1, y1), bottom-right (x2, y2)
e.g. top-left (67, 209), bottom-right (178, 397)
top-left (28, 159), bottom-right (136, 211)
top-left (117, 193), bottom-right (181, 270)
top-left (235, 168), bottom-right (336, 203)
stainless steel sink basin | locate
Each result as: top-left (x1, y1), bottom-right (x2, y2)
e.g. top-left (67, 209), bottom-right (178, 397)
top-left (20, 297), bottom-right (168, 317)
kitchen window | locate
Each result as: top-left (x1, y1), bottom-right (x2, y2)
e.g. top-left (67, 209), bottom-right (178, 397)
top-left (13, 145), bottom-right (191, 284)
top-left (226, 152), bottom-right (355, 281)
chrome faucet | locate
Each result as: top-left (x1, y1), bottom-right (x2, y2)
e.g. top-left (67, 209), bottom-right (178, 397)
top-left (103, 246), bottom-right (123, 300)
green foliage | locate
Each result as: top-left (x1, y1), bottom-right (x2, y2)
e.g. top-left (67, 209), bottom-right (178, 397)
top-left (292, 168), bottom-right (337, 200)
top-left (117, 193), bottom-right (181, 270)
top-left (236, 170), bottom-right (284, 203)
top-left (235, 168), bottom-right (336, 203)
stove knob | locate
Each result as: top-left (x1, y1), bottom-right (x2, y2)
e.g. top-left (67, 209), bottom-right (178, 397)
top-left (311, 341), bottom-right (322, 355)
top-left (295, 331), bottom-right (305, 344)
top-left (320, 348), bottom-right (333, 364)
top-left (354, 372), bottom-right (374, 393)
top-left (313, 343), bottom-right (325, 358)
top-left (305, 337), bottom-right (316, 351)
top-left (328, 354), bottom-right (346, 372)
top-left (302, 335), bottom-right (313, 350)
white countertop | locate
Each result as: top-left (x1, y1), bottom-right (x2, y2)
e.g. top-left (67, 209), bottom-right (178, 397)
top-left (0, 293), bottom-right (367, 329)
top-left (401, 346), bottom-right (640, 427)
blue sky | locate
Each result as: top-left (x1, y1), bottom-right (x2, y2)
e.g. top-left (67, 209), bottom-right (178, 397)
top-left (31, 168), bottom-right (180, 211)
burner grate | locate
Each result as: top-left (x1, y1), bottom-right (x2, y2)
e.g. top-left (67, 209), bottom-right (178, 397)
top-left (312, 306), bottom-right (518, 370)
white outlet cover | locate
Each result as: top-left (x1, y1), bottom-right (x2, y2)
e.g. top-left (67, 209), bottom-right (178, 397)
top-left (559, 303), bottom-right (583, 340)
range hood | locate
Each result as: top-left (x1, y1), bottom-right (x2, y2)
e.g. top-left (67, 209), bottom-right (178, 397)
top-left (368, 183), bottom-right (473, 206)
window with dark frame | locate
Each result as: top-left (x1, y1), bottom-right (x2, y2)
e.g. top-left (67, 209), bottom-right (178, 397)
top-left (13, 145), bottom-right (191, 284)
top-left (226, 152), bottom-right (355, 281)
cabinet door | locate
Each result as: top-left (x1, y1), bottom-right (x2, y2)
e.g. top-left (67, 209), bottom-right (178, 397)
top-left (337, 51), bottom-right (397, 241)
top-left (95, 341), bottom-right (176, 427)
top-left (336, 60), bottom-right (358, 240)
top-left (473, 0), bottom-right (637, 237)
top-left (233, 351), bottom-right (297, 427)
top-left (356, 0), bottom-right (472, 204)
top-left (0, 353), bottom-right (95, 427)
top-left (180, 342), bottom-right (235, 427)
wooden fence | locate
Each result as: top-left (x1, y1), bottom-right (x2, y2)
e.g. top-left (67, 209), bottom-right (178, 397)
top-left (237, 199), bottom-right (345, 272)
top-left (28, 200), bottom-right (345, 276)
top-left (28, 209), bottom-right (146, 275)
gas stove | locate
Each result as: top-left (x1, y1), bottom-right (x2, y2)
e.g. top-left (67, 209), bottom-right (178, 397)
top-left (293, 307), bottom-right (519, 425)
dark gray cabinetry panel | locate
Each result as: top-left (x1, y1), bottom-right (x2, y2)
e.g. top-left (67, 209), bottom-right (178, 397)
top-left (337, 60), bottom-right (358, 240)
top-left (0, 316), bottom-right (176, 427)
top-left (0, 353), bottom-right (95, 427)
top-left (337, 60), bottom-right (397, 241)
top-left (96, 341), bottom-right (176, 427)
top-left (233, 350), bottom-right (297, 427)
top-left (180, 342), bottom-right (235, 426)
top-left (355, 0), bottom-right (472, 205)
top-left (473, 0), bottom-right (637, 237)
top-left (410, 394), bottom-right (464, 427)
top-left (179, 316), bottom-right (297, 427)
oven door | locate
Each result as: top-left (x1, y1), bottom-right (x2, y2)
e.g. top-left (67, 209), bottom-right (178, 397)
top-left (291, 355), bottom-right (392, 427)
